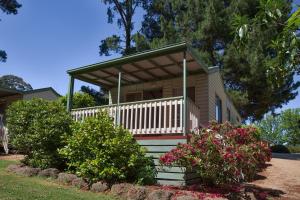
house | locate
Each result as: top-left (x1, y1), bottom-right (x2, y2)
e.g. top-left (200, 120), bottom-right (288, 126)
top-left (0, 87), bottom-right (61, 118)
top-left (66, 42), bottom-right (242, 186)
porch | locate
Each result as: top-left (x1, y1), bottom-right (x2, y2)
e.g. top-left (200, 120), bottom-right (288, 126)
top-left (67, 42), bottom-right (208, 136)
top-left (71, 96), bottom-right (200, 135)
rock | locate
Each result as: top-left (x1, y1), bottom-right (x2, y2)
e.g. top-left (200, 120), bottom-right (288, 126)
top-left (111, 183), bottom-right (133, 198)
top-left (91, 181), bottom-right (109, 193)
top-left (175, 195), bottom-right (198, 200)
top-left (57, 173), bottom-right (77, 185)
top-left (15, 166), bottom-right (41, 177)
top-left (147, 189), bottom-right (174, 200)
top-left (127, 186), bottom-right (149, 200)
top-left (6, 164), bottom-right (23, 172)
top-left (38, 168), bottom-right (60, 179)
top-left (71, 177), bottom-right (89, 190)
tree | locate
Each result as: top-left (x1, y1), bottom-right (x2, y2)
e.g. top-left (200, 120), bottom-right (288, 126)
top-left (255, 114), bottom-right (286, 145)
top-left (99, 0), bottom-right (150, 56)
top-left (59, 92), bottom-right (95, 109)
top-left (0, 0), bottom-right (22, 62)
top-left (256, 108), bottom-right (300, 145)
top-left (280, 108), bottom-right (300, 145)
top-left (80, 85), bottom-right (108, 106)
top-left (0, 75), bottom-right (32, 91)
top-left (225, 3), bottom-right (300, 120)
top-left (140, 0), bottom-right (299, 120)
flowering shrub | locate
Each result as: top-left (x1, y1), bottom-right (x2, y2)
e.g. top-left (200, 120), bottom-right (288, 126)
top-left (160, 122), bottom-right (271, 185)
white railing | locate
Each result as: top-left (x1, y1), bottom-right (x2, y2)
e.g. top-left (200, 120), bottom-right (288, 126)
top-left (71, 96), bottom-right (200, 135)
top-left (187, 98), bottom-right (201, 132)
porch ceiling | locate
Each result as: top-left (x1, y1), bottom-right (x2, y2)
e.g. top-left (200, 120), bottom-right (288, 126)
top-left (67, 42), bottom-right (208, 89)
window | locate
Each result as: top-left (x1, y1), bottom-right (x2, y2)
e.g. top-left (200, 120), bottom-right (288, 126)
top-left (227, 108), bottom-right (231, 122)
top-left (215, 95), bottom-right (222, 123)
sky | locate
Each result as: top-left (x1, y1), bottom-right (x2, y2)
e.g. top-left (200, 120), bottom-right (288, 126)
top-left (0, 0), bottom-right (299, 111)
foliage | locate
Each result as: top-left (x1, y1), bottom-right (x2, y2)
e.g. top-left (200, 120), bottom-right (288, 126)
top-left (59, 111), bottom-right (156, 185)
top-left (160, 122), bottom-right (271, 185)
top-left (99, 0), bottom-right (150, 56)
top-left (80, 86), bottom-right (108, 106)
top-left (0, 0), bottom-right (21, 62)
top-left (0, 75), bottom-right (32, 91)
top-left (256, 108), bottom-right (300, 145)
top-left (270, 144), bottom-right (290, 153)
top-left (287, 145), bottom-right (300, 153)
top-left (280, 108), bottom-right (300, 145)
top-left (59, 92), bottom-right (96, 109)
top-left (255, 114), bottom-right (286, 145)
top-left (6, 98), bottom-right (72, 169)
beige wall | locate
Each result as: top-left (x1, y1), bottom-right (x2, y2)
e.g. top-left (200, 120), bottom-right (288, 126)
top-left (23, 90), bottom-right (59, 101)
top-left (108, 71), bottom-right (241, 126)
top-left (109, 74), bottom-right (209, 125)
top-left (208, 70), bottom-right (241, 124)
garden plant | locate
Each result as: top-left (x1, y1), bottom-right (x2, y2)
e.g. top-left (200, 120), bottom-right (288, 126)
top-left (59, 111), bottom-right (156, 185)
top-left (160, 122), bottom-right (271, 185)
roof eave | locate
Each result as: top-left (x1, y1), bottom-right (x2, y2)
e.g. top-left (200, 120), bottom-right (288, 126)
top-left (67, 42), bottom-right (189, 76)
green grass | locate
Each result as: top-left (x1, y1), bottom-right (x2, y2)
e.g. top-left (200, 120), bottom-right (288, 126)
top-left (0, 160), bottom-right (117, 200)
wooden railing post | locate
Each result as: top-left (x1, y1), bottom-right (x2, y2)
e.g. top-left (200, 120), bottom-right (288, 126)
top-left (67, 75), bottom-right (74, 112)
top-left (116, 71), bottom-right (122, 125)
top-left (183, 51), bottom-right (187, 135)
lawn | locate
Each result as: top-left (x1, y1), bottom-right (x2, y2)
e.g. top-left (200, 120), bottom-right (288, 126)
top-left (0, 160), bottom-right (117, 200)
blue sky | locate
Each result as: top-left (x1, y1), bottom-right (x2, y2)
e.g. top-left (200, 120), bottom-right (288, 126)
top-left (0, 0), bottom-right (299, 111)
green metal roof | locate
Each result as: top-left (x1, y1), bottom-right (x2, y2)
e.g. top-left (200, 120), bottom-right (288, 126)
top-left (67, 42), bottom-right (208, 75)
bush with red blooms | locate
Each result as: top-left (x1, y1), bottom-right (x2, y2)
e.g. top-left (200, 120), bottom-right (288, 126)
top-left (160, 122), bottom-right (271, 185)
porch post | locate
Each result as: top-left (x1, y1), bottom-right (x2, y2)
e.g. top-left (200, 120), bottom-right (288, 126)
top-left (67, 75), bottom-right (74, 112)
top-left (183, 51), bottom-right (187, 135)
top-left (116, 71), bottom-right (122, 125)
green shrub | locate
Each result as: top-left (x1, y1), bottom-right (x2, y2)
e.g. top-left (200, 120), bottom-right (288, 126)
top-left (59, 92), bottom-right (95, 109)
top-left (59, 111), bottom-right (156, 185)
top-left (6, 98), bottom-right (72, 169)
top-left (270, 144), bottom-right (290, 153)
top-left (287, 146), bottom-right (300, 153)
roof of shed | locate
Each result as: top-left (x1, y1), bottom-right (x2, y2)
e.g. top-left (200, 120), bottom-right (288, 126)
top-left (67, 42), bottom-right (208, 89)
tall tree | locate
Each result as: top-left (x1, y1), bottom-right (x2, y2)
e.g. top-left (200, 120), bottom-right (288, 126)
top-left (80, 86), bottom-right (108, 106)
top-left (99, 0), bottom-right (150, 56)
top-left (0, 75), bottom-right (32, 91)
top-left (141, 0), bottom-right (299, 120)
top-left (0, 0), bottom-right (22, 62)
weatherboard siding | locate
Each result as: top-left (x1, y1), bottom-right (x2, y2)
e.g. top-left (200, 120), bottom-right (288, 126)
top-left (208, 70), bottom-right (241, 124)
top-left (23, 90), bottom-right (59, 101)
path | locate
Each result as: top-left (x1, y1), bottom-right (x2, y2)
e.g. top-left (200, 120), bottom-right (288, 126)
top-left (248, 153), bottom-right (300, 200)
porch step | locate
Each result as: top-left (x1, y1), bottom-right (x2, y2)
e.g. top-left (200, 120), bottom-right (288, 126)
top-left (137, 138), bottom-right (200, 186)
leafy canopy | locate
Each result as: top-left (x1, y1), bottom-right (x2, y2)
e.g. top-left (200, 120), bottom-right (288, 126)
top-left (0, 75), bottom-right (32, 91)
top-left (80, 85), bottom-right (108, 106)
top-left (59, 91), bottom-right (96, 109)
top-left (256, 108), bottom-right (300, 145)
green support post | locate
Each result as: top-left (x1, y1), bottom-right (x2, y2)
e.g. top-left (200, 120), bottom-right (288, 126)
top-left (67, 75), bottom-right (74, 112)
top-left (116, 72), bottom-right (122, 125)
top-left (183, 51), bottom-right (187, 135)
